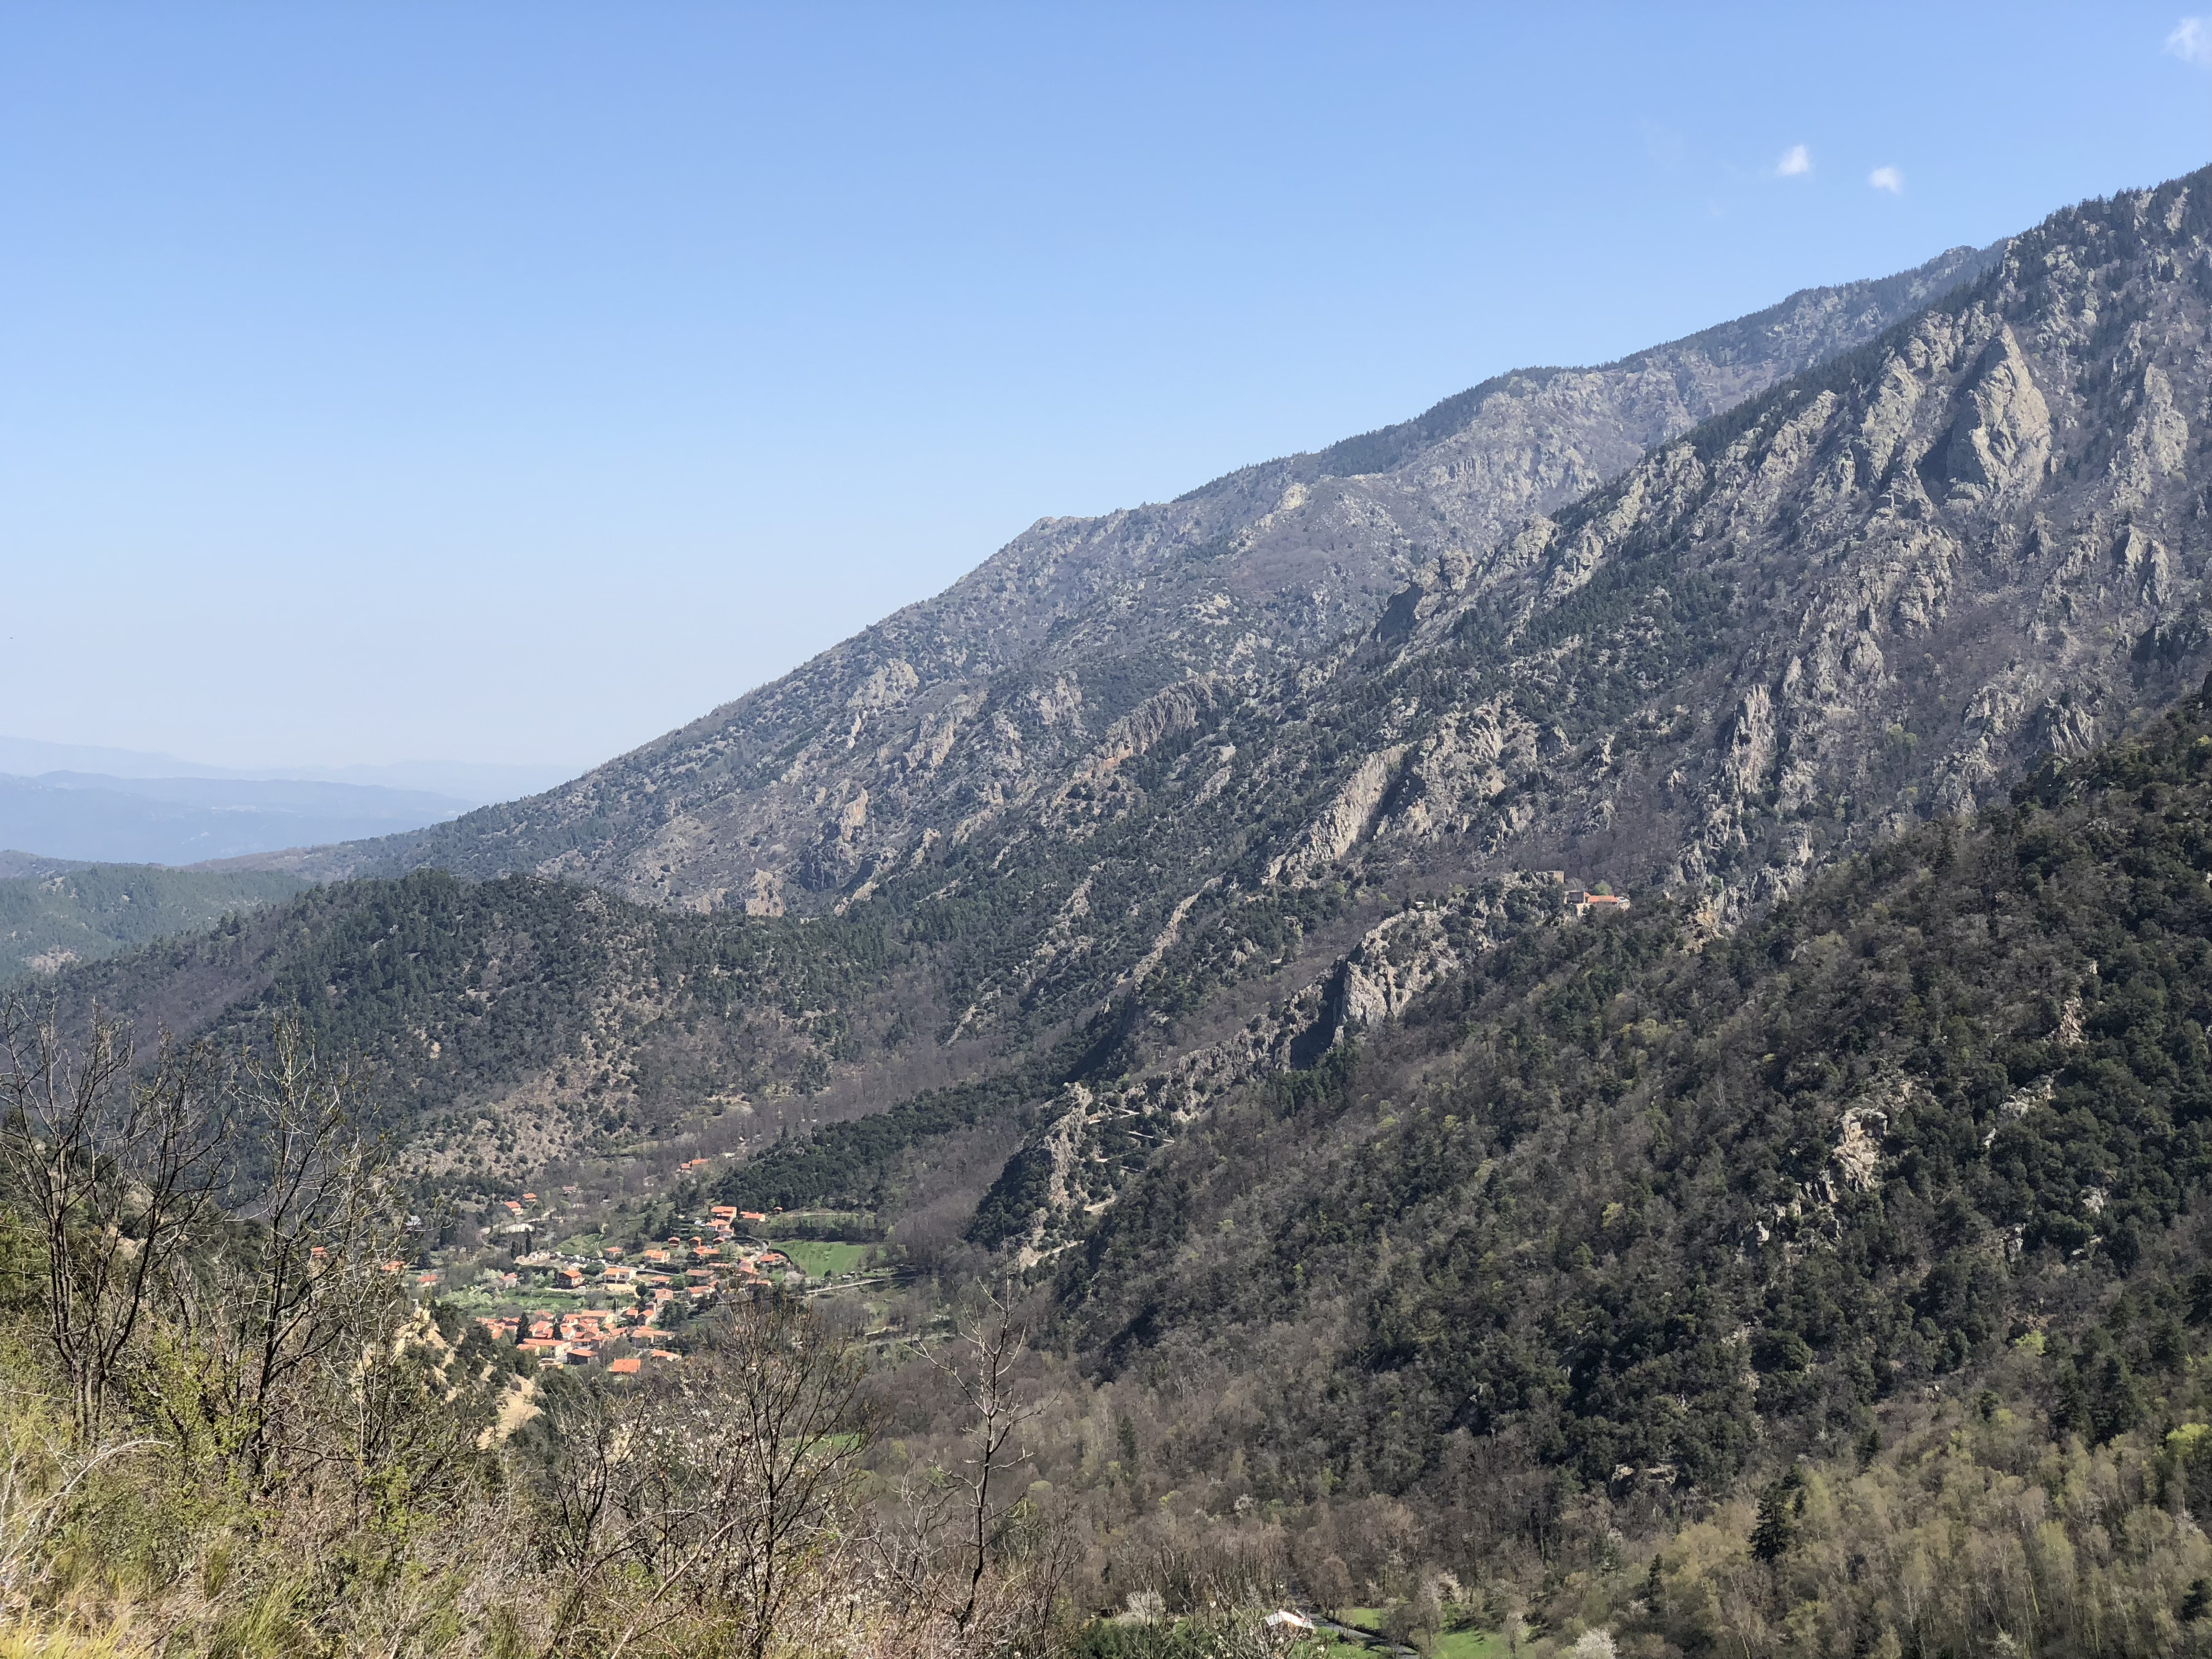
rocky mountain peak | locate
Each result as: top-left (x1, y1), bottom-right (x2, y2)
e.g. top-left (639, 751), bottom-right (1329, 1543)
top-left (247, 243), bottom-right (1998, 916)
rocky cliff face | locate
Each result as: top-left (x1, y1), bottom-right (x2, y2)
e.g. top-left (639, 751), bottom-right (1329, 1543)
top-left (77, 168), bottom-right (2212, 1284)
top-left (1295, 174), bottom-right (2212, 924)
top-left (185, 168), bottom-right (2212, 1268)
top-left (262, 246), bottom-right (1994, 912)
top-left (920, 168), bottom-right (2212, 1249)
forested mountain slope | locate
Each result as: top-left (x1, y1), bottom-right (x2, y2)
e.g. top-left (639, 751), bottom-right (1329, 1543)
top-left (0, 858), bottom-right (304, 980)
top-left (248, 245), bottom-right (1992, 914)
top-left (1055, 685), bottom-right (2212, 1517)
top-left (49, 171), bottom-right (2212, 1272)
top-left (34, 870), bottom-right (910, 1183)
top-left (788, 165), bottom-right (2212, 1252)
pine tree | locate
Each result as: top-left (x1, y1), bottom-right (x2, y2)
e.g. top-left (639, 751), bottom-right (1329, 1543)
top-left (1751, 1468), bottom-right (1805, 1563)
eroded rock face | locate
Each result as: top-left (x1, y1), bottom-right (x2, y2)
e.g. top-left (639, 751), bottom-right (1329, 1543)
top-left (269, 246), bottom-right (1997, 910)
top-left (947, 171), bottom-right (2212, 1248)
top-left (1229, 175), bottom-right (2212, 929)
top-left (970, 884), bottom-right (1544, 1256)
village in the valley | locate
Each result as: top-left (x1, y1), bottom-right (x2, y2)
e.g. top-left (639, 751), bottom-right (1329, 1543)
top-left (389, 1155), bottom-right (885, 1379)
top-left (382, 872), bottom-right (1637, 1386)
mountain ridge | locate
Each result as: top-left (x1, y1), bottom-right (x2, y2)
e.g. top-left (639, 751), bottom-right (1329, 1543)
top-left (228, 242), bottom-right (1999, 917)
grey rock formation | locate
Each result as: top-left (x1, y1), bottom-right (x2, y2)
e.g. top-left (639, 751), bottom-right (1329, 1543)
top-left (1295, 173), bottom-right (2212, 927)
top-left (960, 165), bottom-right (2212, 1245)
top-left (208, 166), bottom-right (2212, 1259)
top-left (256, 245), bottom-right (1996, 910)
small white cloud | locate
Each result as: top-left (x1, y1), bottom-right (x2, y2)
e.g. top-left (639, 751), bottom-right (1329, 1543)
top-left (1776, 144), bottom-right (1813, 178)
top-left (1869, 166), bottom-right (1903, 194)
top-left (2167, 16), bottom-right (2212, 64)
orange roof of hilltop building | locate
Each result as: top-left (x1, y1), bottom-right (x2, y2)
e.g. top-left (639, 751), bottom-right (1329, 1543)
top-left (1564, 888), bottom-right (1632, 916)
top-left (641, 1248), bottom-right (671, 1263)
top-left (607, 1357), bottom-right (641, 1375)
top-left (740, 1211), bottom-right (766, 1222)
top-left (710, 1206), bottom-right (738, 1219)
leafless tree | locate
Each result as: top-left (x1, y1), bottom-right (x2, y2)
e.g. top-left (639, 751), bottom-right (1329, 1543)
top-left (639, 1291), bottom-right (872, 1659)
top-left (166, 1016), bottom-right (404, 1489)
top-left (325, 1315), bottom-right (486, 1536)
top-left (885, 1281), bottom-right (1051, 1638)
top-left (521, 1290), bottom-right (873, 1659)
top-left (0, 998), bottom-right (226, 1440)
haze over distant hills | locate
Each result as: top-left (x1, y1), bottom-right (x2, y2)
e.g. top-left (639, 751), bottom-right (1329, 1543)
top-left (0, 736), bottom-right (580, 866)
top-left (0, 771), bottom-right (481, 867)
top-left (0, 735), bottom-right (576, 806)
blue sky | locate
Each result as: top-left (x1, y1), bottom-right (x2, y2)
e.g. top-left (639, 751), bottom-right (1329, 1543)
top-left (3, 3), bottom-right (2209, 774)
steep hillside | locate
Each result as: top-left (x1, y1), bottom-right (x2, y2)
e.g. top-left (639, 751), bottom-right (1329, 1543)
top-left (1052, 684), bottom-right (2212, 1507)
top-left (56, 171), bottom-right (2212, 1269)
top-left (252, 245), bottom-right (1993, 913)
top-left (790, 167), bottom-right (2212, 1247)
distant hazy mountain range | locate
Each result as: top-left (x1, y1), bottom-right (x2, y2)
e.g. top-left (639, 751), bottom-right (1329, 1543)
top-left (0, 737), bottom-right (575, 806)
top-left (0, 771), bottom-right (478, 866)
top-left (0, 737), bottom-right (580, 867)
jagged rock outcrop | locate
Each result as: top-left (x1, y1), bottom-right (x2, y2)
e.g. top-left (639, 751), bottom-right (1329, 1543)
top-left (969, 881), bottom-right (1548, 1252)
top-left (1179, 172), bottom-right (2212, 930)
top-left (247, 247), bottom-right (1996, 910)
top-left (940, 168), bottom-right (2212, 1246)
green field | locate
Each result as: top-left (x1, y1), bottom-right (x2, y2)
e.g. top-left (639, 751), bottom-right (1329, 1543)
top-left (776, 1239), bottom-right (869, 1278)
top-left (1433, 1630), bottom-right (1506, 1659)
top-left (753, 1209), bottom-right (875, 1237)
top-left (1326, 1611), bottom-right (1503, 1657)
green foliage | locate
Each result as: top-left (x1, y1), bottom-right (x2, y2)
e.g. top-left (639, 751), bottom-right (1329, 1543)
top-left (43, 869), bottom-right (901, 1155)
top-left (1061, 688), bottom-right (2212, 1509)
top-left (721, 1059), bottom-right (1047, 1213)
top-left (0, 863), bottom-right (304, 982)
top-left (1749, 1466), bottom-right (1804, 1563)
